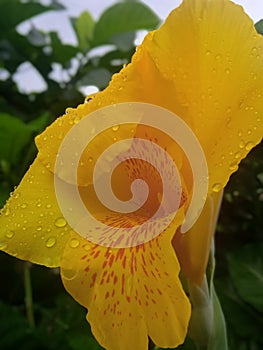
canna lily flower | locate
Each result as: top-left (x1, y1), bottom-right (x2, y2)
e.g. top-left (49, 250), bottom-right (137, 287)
top-left (1, 0), bottom-right (263, 349)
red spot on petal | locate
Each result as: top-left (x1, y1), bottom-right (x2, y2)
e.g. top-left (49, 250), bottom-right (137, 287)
top-left (109, 254), bottom-right (114, 267)
top-left (121, 274), bottom-right (125, 295)
top-left (90, 273), bottom-right (97, 288)
top-left (122, 256), bottom-right (127, 269)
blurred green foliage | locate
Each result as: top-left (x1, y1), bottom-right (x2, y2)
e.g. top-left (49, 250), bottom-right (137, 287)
top-left (0, 1), bottom-right (262, 349)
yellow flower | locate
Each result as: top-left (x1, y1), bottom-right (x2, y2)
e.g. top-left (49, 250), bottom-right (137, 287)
top-left (1, 0), bottom-right (263, 349)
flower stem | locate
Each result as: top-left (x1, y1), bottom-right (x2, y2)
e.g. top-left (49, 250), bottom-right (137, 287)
top-left (24, 262), bottom-right (35, 328)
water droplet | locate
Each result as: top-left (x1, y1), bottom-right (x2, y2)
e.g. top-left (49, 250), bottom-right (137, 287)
top-left (36, 203), bottom-right (42, 208)
top-left (62, 268), bottom-right (77, 280)
top-left (88, 157), bottom-right (93, 163)
top-left (212, 183), bottom-right (222, 192)
top-left (37, 226), bottom-right (42, 231)
top-left (65, 107), bottom-right (74, 114)
top-left (234, 152), bottom-right (241, 159)
top-left (84, 243), bottom-right (92, 251)
top-left (0, 241), bottom-right (7, 250)
top-left (4, 207), bottom-right (10, 216)
top-left (12, 250), bottom-right (18, 257)
top-left (5, 230), bottom-right (15, 239)
top-left (112, 125), bottom-right (120, 132)
top-left (14, 192), bottom-right (20, 199)
top-left (55, 217), bottom-right (67, 228)
top-left (74, 116), bottom-right (81, 124)
top-left (206, 50), bottom-right (211, 56)
top-left (229, 162), bottom-right (238, 171)
top-left (247, 129), bottom-right (252, 135)
top-left (46, 237), bottom-right (56, 248)
top-left (85, 96), bottom-right (93, 103)
top-left (69, 239), bottom-right (80, 248)
top-left (46, 204), bottom-right (52, 209)
top-left (239, 140), bottom-right (245, 149)
top-left (215, 54), bottom-right (221, 60)
top-left (225, 68), bottom-right (230, 74)
top-left (245, 142), bottom-right (254, 151)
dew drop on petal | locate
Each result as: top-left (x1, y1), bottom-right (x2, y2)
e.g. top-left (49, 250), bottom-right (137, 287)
top-left (239, 140), bottom-right (245, 149)
top-left (5, 230), bottom-right (15, 239)
top-left (234, 152), bottom-right (241, 159)
top-left (37, 226), bottom-right (42, 231)
top-left (112, 125), bottom-right (120, 132)
top-left (212, 183), bottom-right (223, 192)
top-left (229, 162), bottom-right (238, 171)
top-left (21, 203), bottom-right (27, 209)
top-left (46, 204), bottom-right (52, 209)
top-left (46, 237), bottom-right (56, 248)
top-left (245, 142), bottom-right (254, 151)
top-left (0, 241), bottom-right (7, 250)
top-left (62, 268), bottom-right (77, 280)
top-left (4, 207), bottom-right (10, 216)
top-left (55, 217), bottom-right (67, 228)
top-left (84, 243), bottom-right (92, 251)
top-left (14, 192), bottom-right (20, 199)
top-left (69, 238), bottom-right (80, 248)
top-left (74, 116), bottom-right (81, 124)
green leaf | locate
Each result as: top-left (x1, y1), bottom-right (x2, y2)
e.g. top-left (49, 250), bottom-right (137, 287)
top-left (208, 284), bottom-right (228, 350)
top-left (0, 0), bottom-right (62, 37)
top-left (71, 11), bottom-right (95, 52)
top-left (0, 113), bottom-right (32, 164)
top-left (255, 20), bottom-right (263, 35)
top-left (92, 2), bottom-right (160, 46)
top-left (110, 31), bottom-right (136, 51)
top-left (78, 68), bottom-right (112, 89)
top-left (227, 244), bottom-right (263, 312)
top-left (28, 112), bottom-right (50, 132)
top-left (215, 277), bottom-right (263, 341)
top-left (0, 301), bottom-right (34, 349)
top-left (50, 32), bottom-right (78, 65)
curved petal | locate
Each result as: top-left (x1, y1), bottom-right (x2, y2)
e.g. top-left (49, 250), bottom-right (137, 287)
top-left (173, 190), bottom-right (223, 285)
top-left (36, 0), bottom-right (263, 197)
top-left (144, 0), bottom-right (263, 193)
top-left (61, 209), bottom-right (190, 350)
top-left (0, 159), bottom-right (70, 267)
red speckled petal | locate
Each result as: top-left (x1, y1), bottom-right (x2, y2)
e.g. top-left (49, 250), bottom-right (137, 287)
top-left (61, 209), bottom-right (190, 350)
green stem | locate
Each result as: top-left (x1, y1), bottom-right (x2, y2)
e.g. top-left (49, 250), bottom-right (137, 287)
top-left (24, 262), bottom-right (35, 328)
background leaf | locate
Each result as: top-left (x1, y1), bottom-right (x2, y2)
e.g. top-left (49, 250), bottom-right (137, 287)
top-left (71, 11), bottom-right (95, 52)
top-left (227, 244), bottom-right (263, 312)
top-left (92, 2), bottom-right (160, 46)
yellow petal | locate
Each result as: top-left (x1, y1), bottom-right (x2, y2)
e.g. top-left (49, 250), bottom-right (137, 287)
top-left (173, 190), bottom-right (223, 285)
top-left (0, 159), bottom-right (70, 267)
top-left (61, 210), bottom-right (190, 350)
top-left (36, 0), bottom-right (263, 198)
top-left (144, 0), bottom-right (263, 193)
